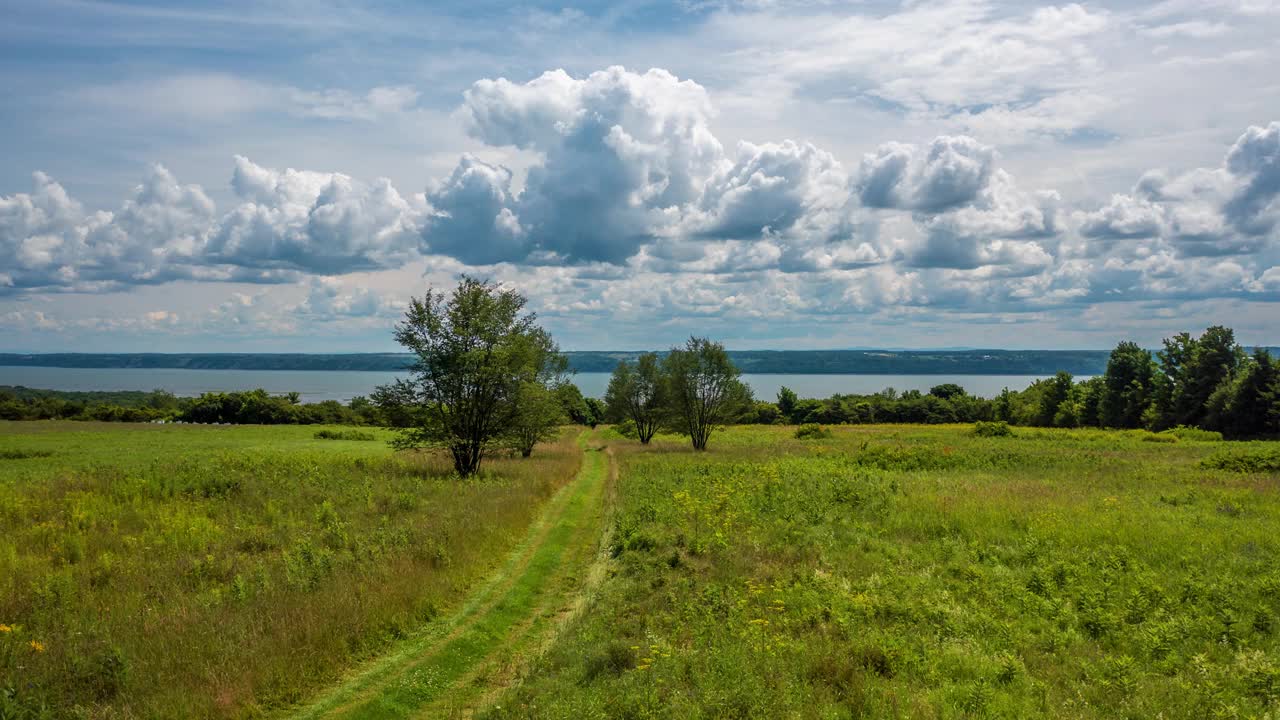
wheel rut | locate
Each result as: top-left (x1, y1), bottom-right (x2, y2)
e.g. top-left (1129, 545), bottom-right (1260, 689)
top-left (289, 430), bottom-right (613, 720)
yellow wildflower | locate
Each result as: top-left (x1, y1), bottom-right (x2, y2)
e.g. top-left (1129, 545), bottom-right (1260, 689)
top-left (29, 640), bottom-right (45, 652)
top-left (0, 624), bottom-right (12, 633)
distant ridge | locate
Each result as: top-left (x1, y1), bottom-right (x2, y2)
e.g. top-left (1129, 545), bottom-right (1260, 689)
top-left (0, 350), bottom-right (1119, 375)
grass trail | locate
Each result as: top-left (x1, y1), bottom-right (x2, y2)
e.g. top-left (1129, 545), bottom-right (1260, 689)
top-left (290, 430), bottom-right (613, 720)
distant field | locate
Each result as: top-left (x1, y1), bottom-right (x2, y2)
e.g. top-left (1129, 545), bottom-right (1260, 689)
top-left (489, 425), bottom-right (1280, 719)
top-left (0, 421), bottom-right (581, 718)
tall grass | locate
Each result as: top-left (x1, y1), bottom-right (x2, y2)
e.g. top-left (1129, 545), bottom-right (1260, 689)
top-left (488, 424), bottom-right (1280, 719)
top-left (0, 421), bottom-right (580, 718)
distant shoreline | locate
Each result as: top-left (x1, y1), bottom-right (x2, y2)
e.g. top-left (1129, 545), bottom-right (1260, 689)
top-left (0, 350), bottom-right (1117, 375)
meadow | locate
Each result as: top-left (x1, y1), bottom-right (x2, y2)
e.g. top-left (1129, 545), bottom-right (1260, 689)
top-left (4, 420), bottom-right (1280, 719)
top-left (0, 421), bottom-right (581, 718)
top-left (487, 425), bottom-right (1280, 719)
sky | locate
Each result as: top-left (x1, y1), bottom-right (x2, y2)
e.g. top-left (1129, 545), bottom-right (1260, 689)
top-left (1, 0), bottom-right (1278, 353)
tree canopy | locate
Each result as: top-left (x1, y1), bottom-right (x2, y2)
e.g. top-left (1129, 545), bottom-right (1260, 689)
top-left (373, 276), bottom-right (565, 476)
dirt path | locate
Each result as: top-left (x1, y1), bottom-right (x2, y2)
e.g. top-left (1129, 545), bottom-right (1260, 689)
top-left (290, 431), bottom-right (614, 720)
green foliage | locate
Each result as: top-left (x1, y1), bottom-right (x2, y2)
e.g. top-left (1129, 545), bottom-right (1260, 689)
top-left (508, 382), bottom-right (566, 457)
top-left (553, 383), bottom-right (592, 426)
top-left (373, 276), bottom-right (567, 476)
top-left (1202, 445), bottom-right (1280, 472)
top-left (604, 353), bottom-right (665, 443)
top-left (974, 420), bottom-right (1014, 437)
top-left (1100, 341), bottom-right (1157, 428)
top-left (793, 423), bottom-right (833, 439)
top-left (313, 429), bottom-right (376, 441)
top-left (929, 383), bottom-right (967, 401)
top-left (1155, 326), bottom-right (1245, 430)
top-left (661, 337), bottom-right (752, 451)
top-left (1159, 426), bottom-right (1223, 442)
top-left (777, 386), bottom-right (799, 422)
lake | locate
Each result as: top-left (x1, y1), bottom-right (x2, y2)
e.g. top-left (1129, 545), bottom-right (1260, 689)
top-left (0, 366), bottom-right (1084, 403)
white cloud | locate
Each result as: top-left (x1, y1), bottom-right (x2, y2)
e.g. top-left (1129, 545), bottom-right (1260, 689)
top-left (1077, 122), bottom-right (1280, 257)
top-left (211, 156), bottom-right (423, 274)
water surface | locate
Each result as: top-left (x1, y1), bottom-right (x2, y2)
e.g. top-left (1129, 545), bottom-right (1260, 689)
top-left (0, 366), bottom-right (1082, 403)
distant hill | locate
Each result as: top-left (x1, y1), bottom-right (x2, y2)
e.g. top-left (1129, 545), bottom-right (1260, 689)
top-left (0, 350), bottom-right (1120, 375)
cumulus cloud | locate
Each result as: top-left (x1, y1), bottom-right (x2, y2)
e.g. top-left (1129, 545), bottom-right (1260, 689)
top-left (295, 277), bottom-right (401, 319)
top-left (425, 68), bottom-right (1023, 270)
top-left (4, 61), bottom-right (1278, 343)
top-left (0, 166), bottom-right (217, 293)
top-left (855, 136), bottom-right (996, 213)
top-left (1078, 122), bottom-right (1280, 257)
top-left (438, 67), bottom-right (724, 264)
top-left (1, 157), bottom-right (426, 293)
top-left (209, 156), bottom-right (423, 273)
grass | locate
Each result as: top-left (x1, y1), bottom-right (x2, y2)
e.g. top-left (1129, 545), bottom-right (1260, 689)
top-left (0, 421), bottom-right (582, 718)
top-left (293, 431), bottom-right (612, 719)
top-left (485, 424), bottom-right (1280, 719)
top-left (6, 420), bottom-right (1279, 718)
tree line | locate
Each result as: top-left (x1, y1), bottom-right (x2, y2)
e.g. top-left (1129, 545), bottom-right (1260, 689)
top-left (5, 277), bottom-right (1276, 477)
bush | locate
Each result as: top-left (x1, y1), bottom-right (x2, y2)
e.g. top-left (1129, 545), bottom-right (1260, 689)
top-left (973, 421), bottom-right (1013, 437)
top-left (0, 449), bottom-right (54, 460)
top-left (1141, 432), bottom-right (1178, 443)
top-left (1160, 426), bottom-right (1223, 442)
top-left (794, 423), bottom-right (833, 440)
top-left (313, 429), bottom-right (376, 441)
top-left (1202, 447), bottom-right (1280, 473)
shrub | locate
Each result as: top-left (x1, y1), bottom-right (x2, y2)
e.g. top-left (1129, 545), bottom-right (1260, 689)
top-left (1202, 447), bottom-right (1280, 473)
top-left (973, 421), bottom-right (1013, 437)
top-left (795, 423), bottom-right (833, 440)
top-left (1160, 426), bottom-right (1223, 442)
top-left (0, 449), bottom-right (54, 460)
top-left (314, 429), bottom-right (375, 441)
top-left (1141, 433), bottom-right (1178, 443)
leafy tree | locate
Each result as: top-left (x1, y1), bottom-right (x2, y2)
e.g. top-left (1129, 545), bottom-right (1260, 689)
top-left (1099, 341), bottom-right (1157, 428)
top-left (1211, 349), bottom-right (1280, 438)
top-left (661, 337), bottom-right (752, 450)
top-left (1034, 372), bottom-right (1074, 427)
top-left (373, 276), bottom-right (563, 477)
top-left (1155, 326), bottom-right (1242, 429)
top-left (1075, 376), bottom-right (1106, 428)
top-left (583, 398), bottom-right (605, 429)
top-left (554, 383), bottom-right (592, 426)
top-left (508, 381), bottom-right (566, 457)
top-left (929, 383), bottom-right (966, 401)
top-left (777, 386), bottom-right (799, 423)
top-left (993, 388), bottom-right (1014, 422)
top-left (604, 353), bottom-right (665, 443)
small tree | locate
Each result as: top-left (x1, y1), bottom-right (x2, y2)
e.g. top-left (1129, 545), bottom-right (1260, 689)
top-left (508, 381), bottom-right (566, 457)
top-left (554, 383), bottom-right (592, 426)
top-left (583, 398), bottom-right (605, 429)
top-left (604, 353), bottom-right (665, 443)
top-left (373, 276), bottom-right (563, 477)
top-left (777, 386), bottom-right (798, 423)
top-left (1100, 341), bottom-right (1156, 429)
top-left (661, 337), bottom-right (751, 450)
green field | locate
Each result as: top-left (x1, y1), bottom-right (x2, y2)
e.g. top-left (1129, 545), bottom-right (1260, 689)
top-left (0, 422), bottom-right (582, 718)
top-left (3, 422), bottom-right (1280, 718)
top-left (488, 426), bottom-right (1280, 719)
